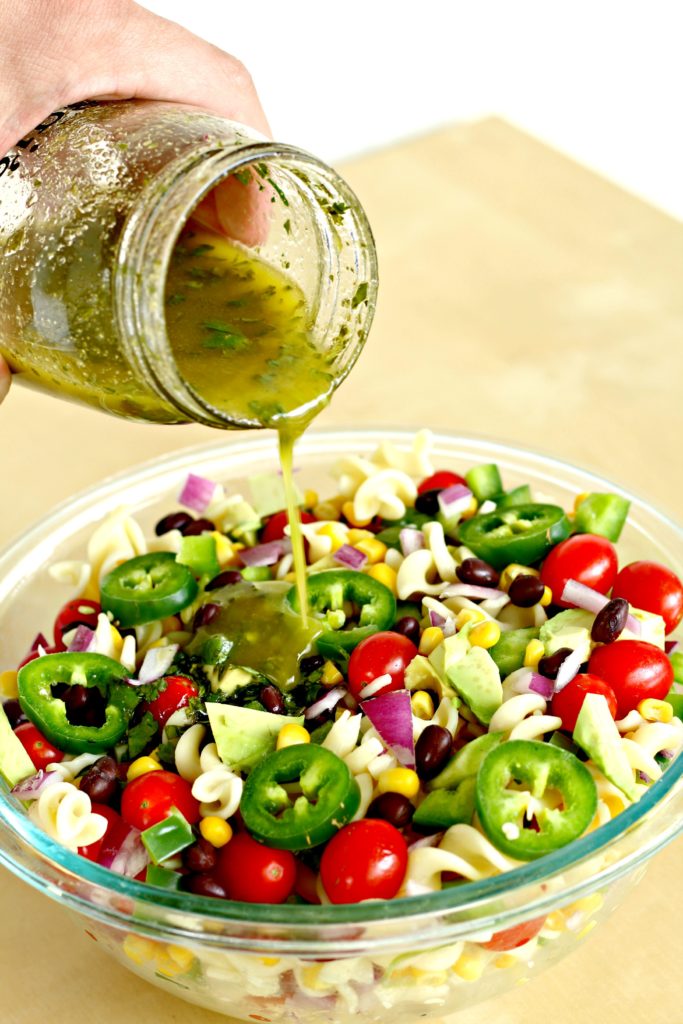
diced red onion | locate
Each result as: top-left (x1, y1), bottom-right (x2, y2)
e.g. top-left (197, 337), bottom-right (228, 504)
top-left (437, 484), bottom-right (472, 517)
top-left (400, 528), bottom-right (424, 556)
top-left (30, 632), bottom-right (49, 652)
top-left (361, 689), bottom-right (415, 767)
top-left (636, 770), bottom-right (652, 785)
top-left (178, 472), bottom-right (217, 514)
top-left (553, 646), bottom-right (586, 692)
top-left (560, 579), bottom-right (641, 635)
top-left (304, 686), bottom-right (346, 720)
top-left (239, 538), bottom-right (291, 568)
top-left (665, 641), bottom-right (680, 655)
top-left (358, 674), bottom-right (393, 700)
top-left (429, 610), bottom-right (447, 629)
top-left (407, 833), bottom-right (444, 851)
top-left (107, 827), bottom-right (149, 877)
top-left (67, 625), bottom-right (96, 653)
top-left (660, 749), bottom-right (675, 761)
top-left (333, 544), bottom-right (367, 570)
top-left (441, 583), bottom-right (508, 602)
top-left (442, 617), bottom-right (457, 637)
top-left (11, 769), bottom-right (62, 800)
top-left (138, 644), bottom-right (179, 685)
top-left (528, 672), bottom-right (555, 700)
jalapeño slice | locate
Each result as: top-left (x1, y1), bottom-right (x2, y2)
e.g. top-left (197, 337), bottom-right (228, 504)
top-left (475, 739), bottom-right (597, 860)
top-left (240, 744), bottom-right (360, 850)
top-left (457, 503), bottom-right (571, 571)
top-left (286, 569), bottom-right (396, 653)
top-left (101, 552), bottom-right (198, 626)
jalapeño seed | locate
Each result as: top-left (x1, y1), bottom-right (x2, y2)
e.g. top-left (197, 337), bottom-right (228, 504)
top-left (415, 724), bottom-right (453, 780)
top-left (508, 574), bottom-right (546, 607)
top-left (456, 557), bottom-right (500, 587)
top-left (537, 647), bottom-right (574, 680)
top-left (591, 598), bottom-right (629, 644)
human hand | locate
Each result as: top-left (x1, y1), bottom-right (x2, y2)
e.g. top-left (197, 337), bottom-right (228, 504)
top-left (0, 356), bottom-right (9, 405)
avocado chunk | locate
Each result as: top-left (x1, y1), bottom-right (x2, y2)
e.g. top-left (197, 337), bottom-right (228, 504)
top-left (206, 702), bottom-right (304, 773)
top-left (620, 607), bottom-right (665, 649)
top-left (539, 608), bottom-right (594, 662)
top-left (206, 664), bottom-right (266, 698)
top-left (573, 693), bottom-right (638, 801)
top-left (427, 730), bottom-right (504, 790)
top-left (428, 630), bottom-right (470, 681)
top-left (413, 777), bottom-right (477, 831)
top-left (0, 704), bottom-right (35, 788)
top-left (489, 626), bottom-right (540, 677)
top-left (444, 646), bottom-right (503, 725)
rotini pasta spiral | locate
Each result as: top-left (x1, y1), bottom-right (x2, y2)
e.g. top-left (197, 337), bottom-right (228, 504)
top-left (488, 693), bottom-right (562, 740)
top-left (191, 764), bottom-right (244, 819)
top-left (174, 723), bottom-right (207, 782)
top-left (322, 710), bottom-right (362, 759)
top-left (29, 780), bottom-right (107, 851)
top-left (405, 824), bottom-right (520, 894)
top-left (370, 428), bottom-right (435, 478)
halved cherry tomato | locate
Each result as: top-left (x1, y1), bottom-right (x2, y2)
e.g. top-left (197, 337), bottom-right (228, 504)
top-left (120, 769), bottom-right (200, 830)
top-left (216, 832), bottom-right (296, 903)
top-left (17, 645), bottom-right (61, 670)
top-left (294, 860), bottom-right (321, 905)
top-left (144, 675), bottom-right (199, 728)
top-left (541, 535), bottom-right (618, 606)
top-left (347, 631), bottom-right (418, 699)
top-left (53, 598), bottom-right (102, 650)
top-left (551, 673), bottom-right (618, 732)
top-left (320, 819), bottom-right (408, 904)
top-left (480, 915), bottom-right (546, 951)
top-left (14, 722), bottom-right (64, 770)
top-left (78, 803), bottom-right (123, 862)
top-left (261, 510), bottom-right (316, 544)
top-left (611, 561), bottom-right (683, 635)
top-left (417, 470), bottom-right (467, 495)
top-left (588, 640), bottom-right (674, 717)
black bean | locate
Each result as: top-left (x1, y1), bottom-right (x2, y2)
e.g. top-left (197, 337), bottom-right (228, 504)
top-left (508, 574), bottom-right (545, 608)
top-left (193, 603), bottom-right (221, 630)
top-left (2, 699), bottom-right (27, 729)
top-left (183, 838), bottom-right (218, 874)
top-left (367, 792), bottom-right (414, 829)
top-left (206, 569), bottom-right (243, 592)
top-left (415, 489), bottom-right (442, 516)
top-left (456, 558), bottom-right (500, 588)
top-left (63, 684), bottom-right (107, 727)
top-left (185, 873), bottom-right (227, 899)
top-left (79, 756), bottom-right (119, 804)
top-left (591, 598), bottom-right (629, 645)
top-left (392, 616), bottom-right (421, 646)
top-left (182, 517), bottom-right (215, 536)
top-left (415, 724), bottom-right (453, 780)
top-left (260, 684), bottom-right (286, 714)
top-left (537, 647), bottom-right (574, 680)
top-left (155, 511), bottom-right (194, 536)
top-left (299, 654), bottom-right (325, 676)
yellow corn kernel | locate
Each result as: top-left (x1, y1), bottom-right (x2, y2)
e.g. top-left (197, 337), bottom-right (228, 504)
top-left (317, 523), bottom-right (347, 551)
top-left (301, 964), bottom-right (328, 991)
top-left (367, 562), bottom-right (398, 595)
top-left (411, 690), bottom-right (435, 720)
top-left (354, 537), bottom-right (387, 564)
top-left (572, 892), bottom-right (604, 917)
top-left (469, 621), bottom-right (501, 649)
top-left (199, 816), bottom-right (233, 848)
top-left (321, 660), bottom-right (344, 687)
top-left (122, 934), bottom-right (159, 965)
top-left (303, 489), bottom-right (319, 510)
top-left (544, 910), bottom-right (567, 932)
top-left (602, 792), bottom-right (626, 817)
top-left (109, 625), bottom-right (124, 658)
top-left (0, 670), bottom-right (18, 699)
top-left (376, 767), bottom-right (420, 800)
top-left (260, 956), bottom-right (281, 967)
top-left (574, 492), bottom-right (591, 514)
top-left (341, 500), bottom-right (374, 528)
top-left (155, 948), bottom-right (186, 977)
top-left (523, 639), bottom-right (545, 669)
top-left (160, 615), bottom-right (182, 633)
top-left (494, 954), bottom-right (518, 969)
top-left (419, 625), bottom-right (444, 656)
top-left (452, 950), bottom-right (486, 981)
top-left (458, 496), bottom-right (479, 521)
top-left (277, 722), bottom-right (311, 750)
top-left (313, 498), bottom-right (344, 521)
top-left (283, 571), bottom-right (298, 583)
top-left (126, 756), bottom-right (162, 782)
top-left (347, 528), bottom-right (374, 544)
top-left (212, 532), bottom-right (236, 567)
top-left (455, 607), bottom-right (486, 630)
top-left (540, 585), bottom-right (553, 607)
top-left (166, 944), bottom-right (196, 972)
top-left (500, 563), bottom-right (540, 592)
top-left (637, 698), bottom-right (673, 723)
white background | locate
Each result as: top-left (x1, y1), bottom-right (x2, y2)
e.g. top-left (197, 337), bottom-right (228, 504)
top-left (141, 0), bottom-right (683, 221)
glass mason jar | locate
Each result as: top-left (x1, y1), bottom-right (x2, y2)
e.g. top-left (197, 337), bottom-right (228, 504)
top-left (0, 101), bottom-right (377, 427)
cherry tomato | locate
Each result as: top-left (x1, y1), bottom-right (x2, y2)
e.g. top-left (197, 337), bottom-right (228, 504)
top-left (588, 640), bottom-right (674, 718)
top-left (120, 769), bottom-right (200, 830)
top-left (144, 675), bottom-right (199, 728)
top-left (78, 803), bottom-right (123, 862)
top-left (215, 832), bottom-right (296, 903)
top-left (417, 470), bottom-right (467, 496)
top-left (540, 534), bottom-right (618, 607)
top-left (14, 722), bottom-right (64, 770)
top-left (261, 510), bottom-right (316, 544)
top-left (53, 598), bottom-right (102, 650)
top-left (320, 819), bottom-right (408, 904)
top-left (347, 631), bottom-right (418, 699)
top-left (17, 645), bottom-right (60, 670)
top-left (479, 915), bottom-right (546, 951)
top-left (550, 673), bottom-right (618, 732)
top-left (611, 560), bottom-right (683, 635)
top-left (294, 860), bottom-right (321, 905)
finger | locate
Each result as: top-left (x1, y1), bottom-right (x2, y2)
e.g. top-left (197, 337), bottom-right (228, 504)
top-left (0, 355), bottom-right (11, 405)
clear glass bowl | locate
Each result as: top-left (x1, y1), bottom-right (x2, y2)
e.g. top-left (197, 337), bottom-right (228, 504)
top-left (0, 429), bottom-right (681, 1022)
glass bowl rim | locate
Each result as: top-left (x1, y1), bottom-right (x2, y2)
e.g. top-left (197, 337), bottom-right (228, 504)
top-left (0, 426), bottom-right (681, 933)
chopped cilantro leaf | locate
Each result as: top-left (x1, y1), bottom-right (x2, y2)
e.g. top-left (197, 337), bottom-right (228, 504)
top-left (352, 282), bottom-right (368, 308)
top-left (233, 168), bottom-right (252, 186)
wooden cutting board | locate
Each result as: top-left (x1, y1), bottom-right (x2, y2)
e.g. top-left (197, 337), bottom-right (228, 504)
top-left (0, 118), bottom-right (680, 1023)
